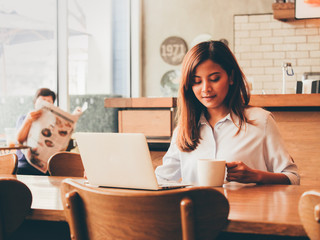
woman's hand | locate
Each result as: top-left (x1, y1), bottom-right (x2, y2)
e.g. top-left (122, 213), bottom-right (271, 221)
top-left (226, 161), bottom-right (261, 183)
top-left (226, 161), bottom-right (291, 184)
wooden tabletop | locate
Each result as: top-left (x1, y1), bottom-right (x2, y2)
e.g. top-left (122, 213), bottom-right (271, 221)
top-left (4, 175), bottom-right (320, 237)
top-left (220, 182), bottom-right (318, 236)
top-left (0, 145), bottom-right (30, 151)
top-left (16, 175), bottom-right (69, 221)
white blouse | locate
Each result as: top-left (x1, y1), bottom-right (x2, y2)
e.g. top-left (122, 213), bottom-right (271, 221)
top-left (155, 107), bottom-right (300, 185)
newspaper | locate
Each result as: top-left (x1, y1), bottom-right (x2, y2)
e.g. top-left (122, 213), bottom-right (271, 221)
top-left (22, 100), bottom-right (87, 173)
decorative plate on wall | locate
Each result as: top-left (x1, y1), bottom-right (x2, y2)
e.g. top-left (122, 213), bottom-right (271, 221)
top-left (160, 70), bottom-right (181, 97)
top-left (190, 33), bottom-right (212, 47)
top-left (160, 36), bottom-right (188, 65)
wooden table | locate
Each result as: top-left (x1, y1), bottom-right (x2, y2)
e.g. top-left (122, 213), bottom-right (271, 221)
top-left (16, 175), bottom-right (68, 222)
top-left (220, 182), bottom-right (315, 237)
top-left (4, 175), bottom-right (320, 237)
top-left (0, 145), bottom-right (30, 154)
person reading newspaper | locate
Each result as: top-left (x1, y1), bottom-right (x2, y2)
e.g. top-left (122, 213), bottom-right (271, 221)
top-left (16, 88), bottom-right (56, 175)
top-left (16, 88), bottom-right (85, 175)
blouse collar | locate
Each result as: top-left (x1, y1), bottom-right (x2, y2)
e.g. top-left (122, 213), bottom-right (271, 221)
top-left (198, 111), bottom-right (239, 127)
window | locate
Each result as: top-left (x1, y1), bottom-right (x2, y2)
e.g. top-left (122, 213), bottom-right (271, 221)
top-left (0, 0), bottom-right (57, 138)
top-left (0, 0), bottom-right (134, 138)
top-left (67, 0), bottom-right (131, 132)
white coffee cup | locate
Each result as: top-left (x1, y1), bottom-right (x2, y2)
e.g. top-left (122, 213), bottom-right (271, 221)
top-left (5, 128), bottom-right (16, 146)
top-left (197, 159), bottom-right (226, 187)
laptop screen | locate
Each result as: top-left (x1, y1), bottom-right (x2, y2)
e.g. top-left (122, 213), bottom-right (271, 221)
top-left (74, 132), bottom-right (160, 190)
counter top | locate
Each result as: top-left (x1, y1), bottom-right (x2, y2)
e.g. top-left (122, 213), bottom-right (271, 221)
top-left (104, 94), bottom-right (320, 108)
top-left (104, 97), bottom-right (177, 108)
top-left (250, 94), bottom-right (320, 107)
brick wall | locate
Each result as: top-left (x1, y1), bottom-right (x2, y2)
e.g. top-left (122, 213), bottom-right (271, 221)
top-left (234, 14), bottom-right (320, 94)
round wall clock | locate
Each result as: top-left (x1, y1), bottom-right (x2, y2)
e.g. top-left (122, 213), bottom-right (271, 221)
top-left (160, 36), bottom-right (188, 65)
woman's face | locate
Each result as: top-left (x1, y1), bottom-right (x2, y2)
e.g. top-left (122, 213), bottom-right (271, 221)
top-left (191, 59), bottom-right (233, 113)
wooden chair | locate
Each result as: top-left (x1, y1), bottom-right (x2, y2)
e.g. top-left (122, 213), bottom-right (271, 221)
top-left (48, 152), bottom-right (84, 177)
top-left (0, 153), bottom-right (18, 174)
top-left (61, 179), bottom-right (229, 240)
top-left (0, 178), bottom-right (32, 240)
top-left (299, 190), bottom-right (320, 240)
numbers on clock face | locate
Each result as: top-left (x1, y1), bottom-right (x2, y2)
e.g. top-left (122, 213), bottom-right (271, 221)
top-left (160, 37), bottom-right (188, 65)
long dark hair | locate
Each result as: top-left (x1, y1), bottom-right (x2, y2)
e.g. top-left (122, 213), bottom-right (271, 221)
top-left (176, 40), bottom-right (251, 152)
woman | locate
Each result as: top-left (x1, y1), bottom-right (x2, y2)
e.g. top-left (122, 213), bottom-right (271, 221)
top-left (155, 41), bottom-right (299, 185)
top-left (16, 88), bottom-right (56, 175)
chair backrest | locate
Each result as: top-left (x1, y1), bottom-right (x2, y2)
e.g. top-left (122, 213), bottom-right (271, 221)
top-left (0, 178), bottom-right (32, 240)
top-left (0, 153), bottom-right (18, 174)
top-left (61, 179), bottom-right (229, 240)
top-left (48, 152), bottom-right (84, 177)
top-left (299, 190), bottom-right (320, 240)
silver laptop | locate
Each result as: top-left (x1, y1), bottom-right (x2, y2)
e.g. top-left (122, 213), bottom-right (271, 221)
top-left (74, 132), bottom-right (188, 190)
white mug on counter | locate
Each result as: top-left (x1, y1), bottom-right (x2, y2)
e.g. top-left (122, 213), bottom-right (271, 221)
top-left (197, 159), bottom-right (226, 187)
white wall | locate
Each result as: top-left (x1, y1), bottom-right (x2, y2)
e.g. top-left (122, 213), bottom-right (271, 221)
top-left (141, 0), bottom-right (274, 97)
top-left (235, 14), bottom-right (320, 94)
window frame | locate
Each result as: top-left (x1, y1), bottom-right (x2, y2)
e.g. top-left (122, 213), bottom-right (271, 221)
top-left (57, 0), bottom-right (142, 112)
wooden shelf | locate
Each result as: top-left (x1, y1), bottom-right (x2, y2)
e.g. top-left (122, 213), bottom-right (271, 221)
top-left (272, 2), bottom-right (295, 21)
top-left (105, 95), bottom-right (320, 109)
top-left (250, 94), bottom-right (320, 107)
top-left (105, 97), bottom-right (177, 108)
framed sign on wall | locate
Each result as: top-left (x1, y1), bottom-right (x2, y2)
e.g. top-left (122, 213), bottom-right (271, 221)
top-left (160, 36), bottom-right (188, 65)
